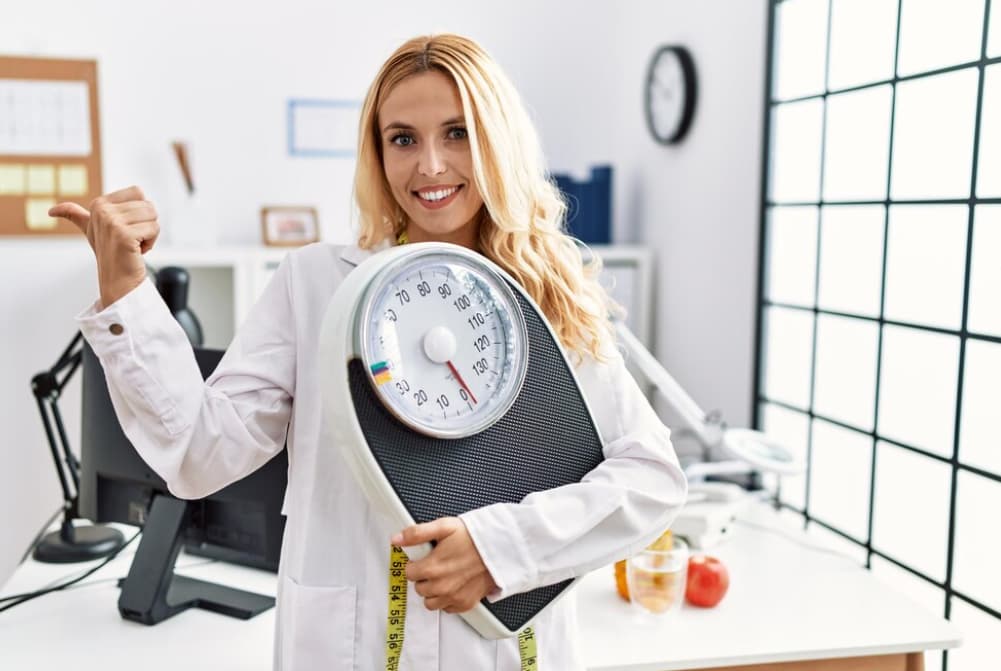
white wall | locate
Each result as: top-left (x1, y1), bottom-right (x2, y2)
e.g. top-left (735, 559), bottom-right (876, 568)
top-left (0, 0), bottom-right (768, 588)
top-left (610, 2), bottom-right (769, 450)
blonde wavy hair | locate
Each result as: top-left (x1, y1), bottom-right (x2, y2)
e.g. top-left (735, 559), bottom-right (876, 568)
top-left (354, 34), bottom-right (620, 363)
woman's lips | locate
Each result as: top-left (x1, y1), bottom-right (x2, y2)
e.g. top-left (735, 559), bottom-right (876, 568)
top-left (414, 184), bottom-right (463, 210)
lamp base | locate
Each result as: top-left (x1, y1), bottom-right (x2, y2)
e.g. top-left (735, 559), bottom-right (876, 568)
top-left (33, 523), bottom-right (126, 563)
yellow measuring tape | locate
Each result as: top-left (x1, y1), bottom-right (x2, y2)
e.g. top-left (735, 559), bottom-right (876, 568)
top-left (518, 626), bottom-right (538, 668)
top-left (385, 545), bottom-right (538, 669)
top-left (386, 545), bottom-right (408, 670)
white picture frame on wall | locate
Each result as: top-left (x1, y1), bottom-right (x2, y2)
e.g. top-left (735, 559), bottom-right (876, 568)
top-left (287, 99), bottom-right (361, 158)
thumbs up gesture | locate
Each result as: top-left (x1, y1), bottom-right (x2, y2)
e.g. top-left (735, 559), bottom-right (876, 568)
top-left (50, 185), bottom-right (159, 309)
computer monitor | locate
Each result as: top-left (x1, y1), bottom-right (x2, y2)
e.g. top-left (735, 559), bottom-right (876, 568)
top-left (77, 343), bottom-right (288, 625)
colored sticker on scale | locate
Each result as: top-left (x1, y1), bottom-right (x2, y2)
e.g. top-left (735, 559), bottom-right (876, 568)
top-left (371, 361), bottom-right (392, 385)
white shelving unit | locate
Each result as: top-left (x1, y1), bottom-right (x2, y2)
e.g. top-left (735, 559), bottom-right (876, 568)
top-left (145, 244), bottom-right (655, 353)
top-left (144, 245), bottom-right (290, 349)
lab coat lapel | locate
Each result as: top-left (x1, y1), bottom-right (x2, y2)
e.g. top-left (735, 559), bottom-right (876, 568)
top-left (339, 240), bottom-right (393, 268)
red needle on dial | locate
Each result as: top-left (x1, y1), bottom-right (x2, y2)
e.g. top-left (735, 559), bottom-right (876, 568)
top-left (446, 360), bottom-right (477, 404)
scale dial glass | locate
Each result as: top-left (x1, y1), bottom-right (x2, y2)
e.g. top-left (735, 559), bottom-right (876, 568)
top-left (357, 250), bottom-right (528, 439)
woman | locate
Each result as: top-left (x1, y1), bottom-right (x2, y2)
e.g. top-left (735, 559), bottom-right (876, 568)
top-left (53, 34), bottom-right (686, 671)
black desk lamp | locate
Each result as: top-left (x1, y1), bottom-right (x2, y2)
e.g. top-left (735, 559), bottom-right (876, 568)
top-left (29, 266), bottom-right (203, 563)
top-left (31, 332), bottom-right (126, 562)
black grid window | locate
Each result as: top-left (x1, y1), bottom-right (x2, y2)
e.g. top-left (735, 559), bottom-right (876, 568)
top-left (755, 1), bottom-right (1001, 669)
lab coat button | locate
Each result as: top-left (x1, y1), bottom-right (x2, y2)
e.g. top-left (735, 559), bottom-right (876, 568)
top-left (109, 323), bottom-right (124, 335)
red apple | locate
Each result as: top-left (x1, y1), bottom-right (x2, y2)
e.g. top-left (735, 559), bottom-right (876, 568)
top-left (685, 555), bottom-right (730, 607)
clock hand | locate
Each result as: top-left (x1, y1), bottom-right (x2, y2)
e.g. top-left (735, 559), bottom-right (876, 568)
top-left (651, 79), bottom-right (675, 97)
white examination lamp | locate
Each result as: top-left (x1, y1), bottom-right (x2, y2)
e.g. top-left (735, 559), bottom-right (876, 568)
top-left (613, 322), bottom-right (802, 547)
top-left (613, 321), bottom-right (803, 480)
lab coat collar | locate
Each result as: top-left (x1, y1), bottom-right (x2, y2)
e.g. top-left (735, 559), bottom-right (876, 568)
top-left (339, 238), bottom-right (394, 267)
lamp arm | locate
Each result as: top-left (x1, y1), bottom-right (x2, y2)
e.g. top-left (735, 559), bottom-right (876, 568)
top-left (30, 333), bottom-right (85, 514)
top-left (49, 385), bottom-right (81, 491)
top-left (613, 321), bottom-right (719, 447)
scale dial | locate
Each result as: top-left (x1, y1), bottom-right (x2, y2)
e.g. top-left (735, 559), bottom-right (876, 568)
top-left (357, 249), bottom-right (528, 439)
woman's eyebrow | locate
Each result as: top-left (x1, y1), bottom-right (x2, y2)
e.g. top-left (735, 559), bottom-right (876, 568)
top-left (382, 121), bottom-right (414, 133)
top-left (381, 117), bottom-right (466, 134)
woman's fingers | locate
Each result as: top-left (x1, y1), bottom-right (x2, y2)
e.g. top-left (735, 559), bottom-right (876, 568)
top-left (102, 184), bottom-right (146, 204)
top-left (111, 200), bottom-right (158, 221)
top-left (128, 220), bottom-right (160, 254)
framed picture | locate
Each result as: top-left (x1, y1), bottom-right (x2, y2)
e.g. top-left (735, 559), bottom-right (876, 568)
top-left (261, 206), bottom-right (320, 246)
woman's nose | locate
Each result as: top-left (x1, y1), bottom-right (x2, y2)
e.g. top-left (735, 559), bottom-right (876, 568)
top-left (418, 143), bottom-right (446, 176)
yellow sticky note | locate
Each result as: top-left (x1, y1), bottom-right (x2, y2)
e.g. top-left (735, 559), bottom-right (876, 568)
top-left (26, 199), bottom-right (57, 230)
top-left (27, 165), bottom-right (56, 195)
top-left (0, 164), bottom-right (27, 195)
top-left (57, 165), bottom-right (89, 196)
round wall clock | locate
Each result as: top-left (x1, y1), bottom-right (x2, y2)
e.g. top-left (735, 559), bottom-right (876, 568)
top-left (645, 45), bottom-right (697, 145)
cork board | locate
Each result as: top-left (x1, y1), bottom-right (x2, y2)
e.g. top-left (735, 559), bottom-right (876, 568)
top-left (0, 56), bottom-right (102, 236)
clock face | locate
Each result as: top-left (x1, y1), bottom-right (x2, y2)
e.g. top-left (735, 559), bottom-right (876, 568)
top-left (645, 46), bottom-right (696, 144)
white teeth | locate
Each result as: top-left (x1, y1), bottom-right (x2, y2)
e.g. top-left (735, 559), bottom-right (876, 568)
top-left (418, 186), bottom-right (458, 202)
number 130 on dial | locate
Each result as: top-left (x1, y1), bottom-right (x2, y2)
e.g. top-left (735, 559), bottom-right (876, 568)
top-left (357, 250), bottom-right (528, 439)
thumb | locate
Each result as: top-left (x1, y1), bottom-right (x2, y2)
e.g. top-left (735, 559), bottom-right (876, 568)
top-left (393, 517), bottom-right (458, 547)
top-left (49, 202), bottom-right (90, 231)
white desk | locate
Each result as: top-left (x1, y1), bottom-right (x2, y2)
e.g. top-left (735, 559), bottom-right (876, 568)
top-left (0, 502), bottom-right (960, 670)
top-left (577, 502), bottom-right (961, 671)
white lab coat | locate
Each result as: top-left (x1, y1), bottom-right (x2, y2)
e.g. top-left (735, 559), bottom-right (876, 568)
top-left (77, 241), bottom-right (688, 671)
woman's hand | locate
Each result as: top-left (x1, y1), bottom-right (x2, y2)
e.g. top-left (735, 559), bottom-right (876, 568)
top-left (50, 185), bottom-right (159, 309)
top-left (394, 517), bottom-right (498, 614)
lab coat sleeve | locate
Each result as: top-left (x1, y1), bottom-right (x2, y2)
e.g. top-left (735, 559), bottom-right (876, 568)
top-left (75, 260), bottom-right (296, 500)
top-left (459, 348), bottom-right (688, 602)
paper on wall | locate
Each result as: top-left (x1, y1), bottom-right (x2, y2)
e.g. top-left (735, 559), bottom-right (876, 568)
top-left (25, 198), bottom-right (57, 230)
top-left (57, 164), bottom-right (88, 196)
top-left (27, 164), bottom-right (55, 194)
top-left (0, 163), bottom-right (26, 194)
top-left (0, 80), bottom-right (91, 156)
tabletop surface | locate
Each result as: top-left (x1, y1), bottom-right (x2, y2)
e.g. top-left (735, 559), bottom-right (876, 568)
top-left (0, 501), bottom-right (961, 671)
top-left (576, 501), bottom-right (961, 670)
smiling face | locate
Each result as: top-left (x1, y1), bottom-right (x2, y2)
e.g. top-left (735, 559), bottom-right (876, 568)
top-left (378, 69), bottom-right (485, 249)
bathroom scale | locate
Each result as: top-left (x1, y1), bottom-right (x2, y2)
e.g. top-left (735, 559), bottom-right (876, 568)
top-left (318, 241), bottom-right (607, 639)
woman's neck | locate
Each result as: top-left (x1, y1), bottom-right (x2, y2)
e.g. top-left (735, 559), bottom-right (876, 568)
top-left (401, 209), bottom-right (485, 251)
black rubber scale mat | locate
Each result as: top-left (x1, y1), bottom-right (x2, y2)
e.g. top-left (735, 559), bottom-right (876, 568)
top-left (348, 290), bottom-right (605, 631)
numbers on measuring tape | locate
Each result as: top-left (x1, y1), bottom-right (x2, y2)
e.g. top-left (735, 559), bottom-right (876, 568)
top-left (519, 627), bottom-right (538, 669)
top-left (385, 545), bottom-right (409, 671)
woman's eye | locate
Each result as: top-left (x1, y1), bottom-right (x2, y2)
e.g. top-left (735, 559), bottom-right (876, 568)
top-left (391, 134), bottom-right (415, 147)
top-left (448, 127), bottom-right (468, 140)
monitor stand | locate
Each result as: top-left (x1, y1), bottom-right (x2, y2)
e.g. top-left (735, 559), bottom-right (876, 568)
top-left (118, 494), bottom-right (275, 625)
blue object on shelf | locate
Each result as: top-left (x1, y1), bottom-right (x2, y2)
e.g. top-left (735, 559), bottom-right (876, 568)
top-left (552, 165), bottom-right (612, 244)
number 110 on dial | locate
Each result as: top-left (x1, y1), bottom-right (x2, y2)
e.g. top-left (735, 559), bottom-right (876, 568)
top-left (358, 251), bottom-right (528, 439)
